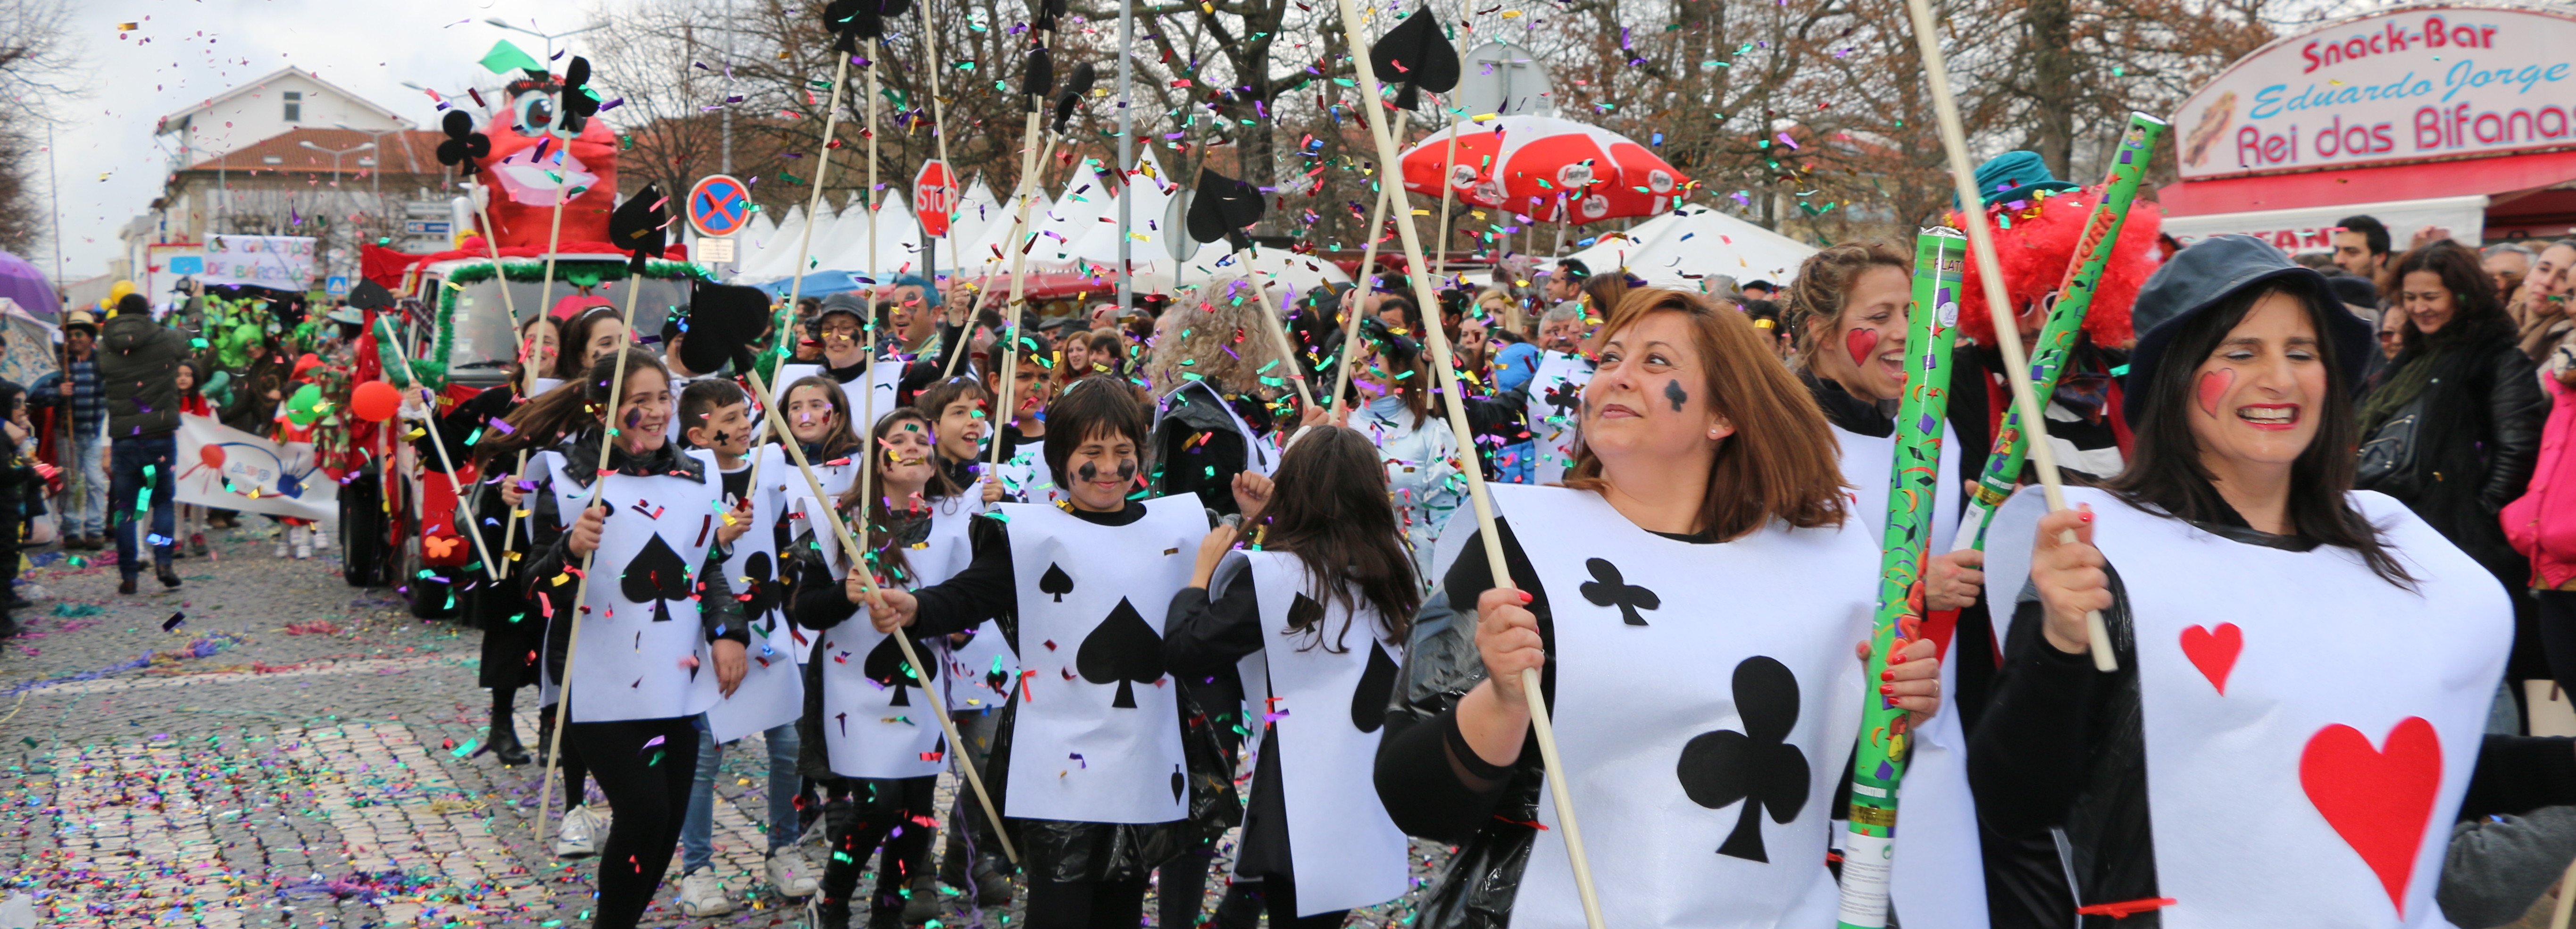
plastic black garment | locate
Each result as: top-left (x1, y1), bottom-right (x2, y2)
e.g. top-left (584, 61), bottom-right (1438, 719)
top-left (1151, 381), bottom-right (1277, 517)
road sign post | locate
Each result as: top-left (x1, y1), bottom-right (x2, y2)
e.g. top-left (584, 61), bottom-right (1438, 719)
top-left (686, 175), bottom-right (753, 240)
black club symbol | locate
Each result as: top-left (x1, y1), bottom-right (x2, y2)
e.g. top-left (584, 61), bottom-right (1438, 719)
top-left (1577, 558), bottom-right (1658, 626)
top-left (559, 57), bottom-right (600, 134)
top-left (1542, 378), bottom-right (1584, 422)
top-left (434, 110), bottom-right (491, 176)
top-left (1674, 656), bottom-right (1809, 862)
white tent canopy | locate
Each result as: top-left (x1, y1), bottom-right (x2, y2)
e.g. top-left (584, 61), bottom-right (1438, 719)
top-left (738, 205), bottom-right (808, 281)
top-left (1055, 153), bottom-right (1179, 275)
top-left (937, 177), bottom-right (1005, 271)
top-left (1563, 204), bottom-right (1816, 291)
top-left (1023, 163), bottom-right (1116, 268)
top-left (731, 210), bottom-right (780, 276)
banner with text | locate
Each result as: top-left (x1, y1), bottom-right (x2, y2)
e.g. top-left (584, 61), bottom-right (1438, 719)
top-left (2174, 6), bottom-right (2576, 180)
top-left (198, 235), bottom-right (317, 291)
top-left (176, 413), bottom-right (335, 521)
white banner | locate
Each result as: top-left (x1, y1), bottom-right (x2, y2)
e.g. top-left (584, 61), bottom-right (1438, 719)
top-left (2160, 194), bottom-right (2491, 253)
top-left (175, 413), bottom-right (334, 520)
top-left (199, 235), bottom-right (316, 291)
top-left (2175, 6), bottom-right (2576, 180)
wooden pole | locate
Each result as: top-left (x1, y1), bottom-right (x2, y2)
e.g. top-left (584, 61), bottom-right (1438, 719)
top-left (379, 320), bottom-right (503, 584)
top-left (741, 364), bottom-right (1019, 864)
top-left (988, 117), bottom-right (1055, 469)
top-left (1333, 110), bottom-right (1409, 422)
top-left (1899, 0), bottom-right (2114, 671)
top-left (1330, 0), bottom-right (1605, 925)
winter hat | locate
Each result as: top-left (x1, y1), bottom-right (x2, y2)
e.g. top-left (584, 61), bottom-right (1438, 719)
top-left (2123, 234), bottom-right (2369, 425)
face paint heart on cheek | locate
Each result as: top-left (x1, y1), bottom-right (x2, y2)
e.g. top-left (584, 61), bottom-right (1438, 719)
top-left (2197, 368), bottom-right (2234, 418)
top-left (1844, 328), bottom-right (1879, 366)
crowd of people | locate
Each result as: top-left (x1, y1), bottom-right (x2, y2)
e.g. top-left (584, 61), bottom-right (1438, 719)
top-left (14, 150), bottom-right (2576, 929)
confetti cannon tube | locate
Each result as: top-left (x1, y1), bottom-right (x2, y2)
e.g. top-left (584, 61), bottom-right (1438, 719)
top-left (1835, 226), bottom-right (1965, 929)
top-left (1951, 112), bottom-right (2169, 554)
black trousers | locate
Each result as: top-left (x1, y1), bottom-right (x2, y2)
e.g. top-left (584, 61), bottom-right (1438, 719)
top-left (818, 775), bottom-right (939, 917)
top-left (561, 716), bottom-right (700, 929)
top-left (1023, 874), bottom-right (1150, 929)
top-left (2533, 589), bottom-right (2576, 693)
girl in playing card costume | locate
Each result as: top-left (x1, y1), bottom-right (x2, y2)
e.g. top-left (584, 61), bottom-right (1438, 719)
top-left (488, 351), bottom-right (752, 929)
top-left (861, 377), bottom-right (1247, 929)
top-left (785, 407), bottom-right (966, 928)
top-left (1967, 235), bottom-right (2571, 928)
top-left (441, 312), bottom-right (567, 769)
top-left (1372, 288), bottom-right (1943, 929)
top-left (1164, 424), bottom-right (1420, 927)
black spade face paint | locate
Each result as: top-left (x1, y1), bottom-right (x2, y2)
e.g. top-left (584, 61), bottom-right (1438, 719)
top-left (1664, 378), bottom-right (1688, 412)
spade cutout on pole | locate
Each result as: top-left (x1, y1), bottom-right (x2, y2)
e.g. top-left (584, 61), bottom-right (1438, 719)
top-left (1367, 7), bottom-right (1462, 112)
top-left (608, 183), bottom-right (670, 273)
top-left (1185, 167), bottom-right (1265, 251)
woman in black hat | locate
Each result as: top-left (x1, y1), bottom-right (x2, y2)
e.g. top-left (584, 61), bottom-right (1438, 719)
top-left (1969, 235), bottom-right (2573, 928)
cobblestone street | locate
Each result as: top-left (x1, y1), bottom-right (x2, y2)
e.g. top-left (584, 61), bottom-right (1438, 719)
top-left (0, 525), bottom-right (1440, 928)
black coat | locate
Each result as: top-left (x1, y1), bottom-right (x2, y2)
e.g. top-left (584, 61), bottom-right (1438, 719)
top-left (2357, 331), bottom-right (2546, 581)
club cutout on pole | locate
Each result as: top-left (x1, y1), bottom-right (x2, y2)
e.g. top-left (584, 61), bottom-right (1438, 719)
top-left (435, 82), bottom-right (533, 582)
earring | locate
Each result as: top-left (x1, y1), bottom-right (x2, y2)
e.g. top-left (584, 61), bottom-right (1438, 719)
top-left (1707, 428), bottom-right (1723, 439)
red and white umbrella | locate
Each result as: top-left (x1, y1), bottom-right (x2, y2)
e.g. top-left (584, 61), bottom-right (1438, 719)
top-left (1399, 114), bottom-right (1689, 225)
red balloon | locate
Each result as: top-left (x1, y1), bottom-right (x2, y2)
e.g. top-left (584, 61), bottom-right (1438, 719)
top-left (199, 444), bottom-right (225, 469)
top-left (351, 380), bottom-right (403, 423)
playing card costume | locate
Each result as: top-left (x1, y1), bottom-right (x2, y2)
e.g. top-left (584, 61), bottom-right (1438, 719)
top-left (1523, 350), bottom-right (1593, 485)
top-left (1376, 484), bottom-right (1877, 929)
top-left (1163, 551), bottom-right (1412, 919)
top-left (871, 492), bottom-right (1239, 888)
top-left (693, 445), bottom-right (803, 743)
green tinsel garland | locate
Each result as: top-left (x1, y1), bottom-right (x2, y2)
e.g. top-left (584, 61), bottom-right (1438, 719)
top-left (419, 259), bottom-right (717, 390)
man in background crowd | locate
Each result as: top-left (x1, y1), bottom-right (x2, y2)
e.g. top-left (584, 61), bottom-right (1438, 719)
top-left (2334, 214), bottom-right (2394, 286)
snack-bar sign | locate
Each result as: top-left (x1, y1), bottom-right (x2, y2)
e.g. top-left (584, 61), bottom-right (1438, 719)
top-left (2172, 5), bottom-right (2576, 180)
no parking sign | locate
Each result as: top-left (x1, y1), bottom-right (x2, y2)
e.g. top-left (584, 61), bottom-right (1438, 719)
top-left (686, 175), bottom-right (753, 239)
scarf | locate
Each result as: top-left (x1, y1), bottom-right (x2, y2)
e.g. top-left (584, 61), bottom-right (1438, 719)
top-left (2355, 342), bottom-right (2454, 438)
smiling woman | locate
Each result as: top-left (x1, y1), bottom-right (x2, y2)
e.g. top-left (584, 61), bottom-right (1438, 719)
top-left (1369, 288), bottom-right (1944, 929)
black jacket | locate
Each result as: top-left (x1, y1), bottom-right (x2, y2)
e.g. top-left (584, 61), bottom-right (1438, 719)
top-left (98, 313), bottom-right (190, 439)
top-left (2357, 331), bottom-right (2546, 581)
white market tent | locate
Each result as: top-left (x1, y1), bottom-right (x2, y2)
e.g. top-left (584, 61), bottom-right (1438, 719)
top-left (730, 210), bottom-right (780, 276)
top-left (956, 188), bottom-right (1056, 280)
top-left (737, 205), bottom-right (808, 281)
top-left (805, 192), bottom-right (872, 276)
top-left (1024, 163), bottom-right (1117, 268)
top-left (817, 190), bottom-right (926, 280)
top-left (937, 178), bottom-right (1005, 271)
top-left (1563, 204), bottom-right (1816, 290)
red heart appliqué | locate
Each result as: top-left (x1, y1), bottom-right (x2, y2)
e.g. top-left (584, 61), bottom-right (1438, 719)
top-left (2178, 623), bottom-right (2242, 695)
top-left (2300, 718), bottom-right (2443, 916)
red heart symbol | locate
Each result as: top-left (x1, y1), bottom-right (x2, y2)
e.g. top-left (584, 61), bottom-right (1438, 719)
top-left (2178, 623), bottom-right (2243, 695)
top-left (2300, 718), bottom-right (2443, 916)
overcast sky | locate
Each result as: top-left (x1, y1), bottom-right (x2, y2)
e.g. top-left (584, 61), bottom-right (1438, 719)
top-left (41, 0), bottom-right (641, 284)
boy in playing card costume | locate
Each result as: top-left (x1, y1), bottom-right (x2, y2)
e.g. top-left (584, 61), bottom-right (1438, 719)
top-left (1968, 236), bottom-right (2576, 928)
top-left (488, 351), bottom-right (751, 929)
top-left (1371, 289), bottom-right (1942, 929)
top-left (861, 377), bottom-right (1248, 929)
top-left (785, 407), bottom-right (972, 928)
top-left (1164, 425), bottom-right (1419, 926)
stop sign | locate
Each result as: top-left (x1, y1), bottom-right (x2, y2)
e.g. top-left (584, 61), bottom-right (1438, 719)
top-left (915, 160), bottom-right (955, 239)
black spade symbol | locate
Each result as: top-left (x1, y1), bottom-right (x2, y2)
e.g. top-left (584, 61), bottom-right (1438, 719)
top-left (1038, 563), bottom-right (1075, 603)
top-left (1051, 62), bottom-right (1095, 135)
top-left (863, 633), bottom-right (938, 706)
top-left (608, 183), bottom-right (670, 273)
top-left (1351, 639), bottom-right (1399, 733)
top-left (1187, 167), bottom-right (1267, 251)
top-left (345, 279), bottom-right (394, 313)
top-left (742, 552), bottom-right (783, 620)
top-left (621, 535), bottom-right (694, 624)
top-left (1287, 591), bottom-right (1326, 628)
top-left (1675, 656), bottom-right (1809, 862)
top-left (1171, 764), bottom-right (1185, 803)
top-left (434, 110), bottom-right (491, 175)
top-left (1578, 558), bottom-right (1659, 627)
top-left (1075, 597), bottom-right (1164, 709)
top-left (1367, 7), bottom-right (1463, 111)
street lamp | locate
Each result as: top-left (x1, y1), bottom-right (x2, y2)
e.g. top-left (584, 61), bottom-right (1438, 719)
top-left (335, 122), bottom-right (403, 231)
top-left (482, 19), bottom-right (604, 62)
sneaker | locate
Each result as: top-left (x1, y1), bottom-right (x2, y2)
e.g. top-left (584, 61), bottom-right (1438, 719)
top-left (766, 847), bottom-right (820, 898)
top-left (292, 527), bottom-right (312, 560)
top-left (552, 805), bottom-right (602, 859)
top-left (273, 537), bottom-right (289, 558)
top-left (190, 533), bottom-right (208, 558)
top-left (970, 861), bottom-right (1013, 906)
top-left (678, 867), bottom-right (734, 916)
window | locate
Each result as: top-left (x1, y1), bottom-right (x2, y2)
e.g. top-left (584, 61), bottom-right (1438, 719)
top-left (282, 91), bottom-right (301, 122)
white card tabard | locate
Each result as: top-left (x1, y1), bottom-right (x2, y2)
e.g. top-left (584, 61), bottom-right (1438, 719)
top-left (1240, 551), bottom-right (1412, 916)
top-left (541, 453), bottom-right (725, 724)
top-left (769, 360), bottom-right (902, 430)
top-left (1492, 483), bottom-right (1872, 929)
top-left (1833, 420), bottom-right (1984, 929)
top-left (1833, 421), bottom-right (1962, 550)
top-left (998, 495), bottom-right (1207, 824)
top-left (992, 447), bottom-right (1066, 505)
top-left (1525, 351), bottom-right (1594, 485)
top-left (1981, 486), bottom-right (2509, 928)
top-left (775, 452), bottom-right (859, 663)
top-left (918, 488), bottom-right (1018, 713)
top-left (694, 447), bottom-right (805, 743)
top-left (813, 484), bottom-right (980, 778)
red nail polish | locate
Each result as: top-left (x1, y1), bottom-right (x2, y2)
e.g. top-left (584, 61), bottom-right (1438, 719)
top-left (1889, 652), bottom-right (1908, 665)
top-left (1880, 670), bottom-right (1895, 682)
top-left (1517, 591), bottom-right (1534, 604)
top-left (2078, 511), bottom-right (2093, 523)
top-left (1879, 684), bottom-right (1896, 695)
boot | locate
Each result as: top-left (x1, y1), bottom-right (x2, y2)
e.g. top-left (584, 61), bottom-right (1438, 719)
top-left (900, 874), bottom-right (941, 923)
top-left (815, 797), bottom-right (865, 929)
top-left (487, 714), bottom-right (532, 766)
top-left (156, 564), bottom-right (182, 589)
top-left (532, 709), bottom-right (556, 767)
